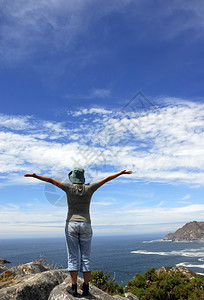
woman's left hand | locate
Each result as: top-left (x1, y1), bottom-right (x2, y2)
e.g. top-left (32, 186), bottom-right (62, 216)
top-left (24, 173), bottom-right (37, 177)
top-left (120, 170), bottom-right (133, 174)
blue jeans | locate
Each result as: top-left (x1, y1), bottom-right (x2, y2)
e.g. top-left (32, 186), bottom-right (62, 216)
top-left (65, 221), bottom-right (93, 272)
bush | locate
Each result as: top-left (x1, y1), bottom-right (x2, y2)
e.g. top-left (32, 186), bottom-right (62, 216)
top-left (90, 270), bottom-right (124, 296)
top-left (143, 267), bottom-right (158, 281)
top-left (126, 267), bottom-right (204, 300)
top-left (90, 267), bottom-right (204, 299)
top-left (127, 273), bottom-right (146, 288)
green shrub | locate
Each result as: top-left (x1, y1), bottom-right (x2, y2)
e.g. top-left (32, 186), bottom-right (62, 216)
top-left (90, 270), bottom-right (124, 296)
top-left (90, 267), bottom-right (204, 299)
top-left (126, 267), bottom-right (204, 300)
top-left (143, 267), bottom-right (158, 281)
top-left (127, 273), bottom-right (146, 288)
top-left (90, 270), bottom-right (110, 289)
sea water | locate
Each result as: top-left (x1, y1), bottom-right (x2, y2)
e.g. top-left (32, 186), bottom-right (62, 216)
top-left (1, 234), bottom-right (204, 285)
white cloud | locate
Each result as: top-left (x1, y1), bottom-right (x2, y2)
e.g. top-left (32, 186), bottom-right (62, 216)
top-left (92, 202), bottom-right (113, 206)
top-left (92, 196), bottom-right (116, 206)
top-left (181, 194), bottom-right (191, 200)
top-left (0, 202), bottom-right (67, 238)
top-left (71, 107), bottom-right (112, 117)
top-left (87, 89), bottom-right (111, 99)
top-left (0, 99), bottom-right (204, 186)
top-left (91, 203), bottom-right (204, 230)
top-left (0, 114), bottom-right (32, 130)
top-left (1, 199), bottom-right (204, 237)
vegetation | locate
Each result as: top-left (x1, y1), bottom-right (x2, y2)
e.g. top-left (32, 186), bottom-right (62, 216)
top-left (126, 267), bottom-right (204, 300)
top-left (2, 258), bottom-right (203, 299)
top-left (90, 267), bottom-right (204, 299)
top-left (90, 270), bottom-right (124, 296)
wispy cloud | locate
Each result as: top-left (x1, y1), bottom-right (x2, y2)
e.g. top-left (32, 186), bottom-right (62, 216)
top-left (1, 200), bottom-right (204, 237)
top-left (92, 203), bottom-right (204, 229)
top-left (0, 114), bottom-right (33, 130)
top-left (0, 114), bottom-right (68, 138)
top-left (1, 1), bottom-right (204, 64)
top-left (0, 98), bottom-right (204, 186)
top-left (71, 107), bottom-right (112, 117)
top-left (65, 89), bottom-right (112, 106)
top-left (86, 89), bottom-right (111, 99)
top-left (181, 194), bottom-right (191, 201)
top-left (0, 202), bottom-right (66, 237)
top-left (0, 0), bottom-right (88, 63)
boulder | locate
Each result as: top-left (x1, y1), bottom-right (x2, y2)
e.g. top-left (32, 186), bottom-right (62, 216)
top-left (0, 266), bottom-right (7, 275)
top-left (0, 259), bottom-right (11, 265)
top-left (0, 268), bottom-right (68, 300)
top-left (49, 275), bottom-right (115, 299)
top-left (0, 261), bottom-right (49, 282)
top-left (49, 276), bottom-right (137, 300)
top-left (124, 293), bottom-right (139, 300)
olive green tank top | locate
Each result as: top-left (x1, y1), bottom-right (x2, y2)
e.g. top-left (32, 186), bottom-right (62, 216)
top-left (61, 181), bottom-right (101, 223)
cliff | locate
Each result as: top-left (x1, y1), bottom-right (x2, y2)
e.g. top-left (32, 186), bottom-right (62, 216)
top-left (1, 258), bottom-right (203, 299)
top-left (164, 221), bottom-right (204, 241)
top-left (0, 260), bottom-right (138, 300)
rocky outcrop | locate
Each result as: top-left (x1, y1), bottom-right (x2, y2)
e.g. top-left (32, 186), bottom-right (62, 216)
top-left (0, 259), bottom-right (11, 265)
top-left (49, 276), bottom-right (139, 300)
top-left (0, 261), bottom-right (49, 280)
top-left (0, 266), bottom-right (7, 275)
top-left (0, 261), bottom-right (68, 300)
top-left (2, 259), bottom-right (199, 300)
top-left (156, 266), bottom-right (197, 280)
top-left (0, 261), bottom-right (138, 300)
top-left (164, 221), bottom-right (204, 241)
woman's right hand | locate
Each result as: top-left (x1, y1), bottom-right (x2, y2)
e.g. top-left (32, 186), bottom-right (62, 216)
top-left (120, 170), bottom-right (133, 175)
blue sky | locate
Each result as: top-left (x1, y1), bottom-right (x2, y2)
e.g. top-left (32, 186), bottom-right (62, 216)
top-left (0, 0), bottom-right (204, 238)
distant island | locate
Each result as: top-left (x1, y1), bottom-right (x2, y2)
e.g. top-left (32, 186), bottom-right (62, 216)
top-left (164, 221), bottom-right (204, 241)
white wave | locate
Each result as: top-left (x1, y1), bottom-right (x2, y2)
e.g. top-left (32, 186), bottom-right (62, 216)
top-left (185, 248), bottom-right (204, 252)
top-left (199, 258), bottom-right (204, 262)
top-left (131, 250), bottom-right (169, 256)
top-left (142, 239), bottom-right (170, 243)
top-left (196, 273), bottom-right (204, 276)
top-left (131, 248), bottom-right (204, 258)
top-left (176, 262), bottom-right (204, 269)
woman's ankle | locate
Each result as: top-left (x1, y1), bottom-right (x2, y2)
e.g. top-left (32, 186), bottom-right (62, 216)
top-left (82, 282), bottom-right (89, 296)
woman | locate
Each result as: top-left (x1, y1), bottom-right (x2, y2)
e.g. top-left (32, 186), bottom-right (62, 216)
top-left (24, 168), bottom-right (132, 297)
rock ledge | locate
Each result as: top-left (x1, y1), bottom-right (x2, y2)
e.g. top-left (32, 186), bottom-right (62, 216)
top-left (0, 261), bottom-right (138, 300)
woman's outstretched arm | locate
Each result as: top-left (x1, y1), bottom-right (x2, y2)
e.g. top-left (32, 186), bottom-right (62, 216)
top-left (99, 169), bottom-right (132, 186)
top-left (24, 173), bottom-right (62, 188)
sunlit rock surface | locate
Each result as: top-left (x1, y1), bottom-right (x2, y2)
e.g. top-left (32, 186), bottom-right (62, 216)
top-left (164, 221), bottom-right (204, 241)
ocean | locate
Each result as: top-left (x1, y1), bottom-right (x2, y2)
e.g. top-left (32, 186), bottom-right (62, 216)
top-left (1, 234), bottom-right (204, 285)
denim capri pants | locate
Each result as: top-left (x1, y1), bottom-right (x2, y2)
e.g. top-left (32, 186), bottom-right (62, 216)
top-left (65, 221), bottom-right (93, 272)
